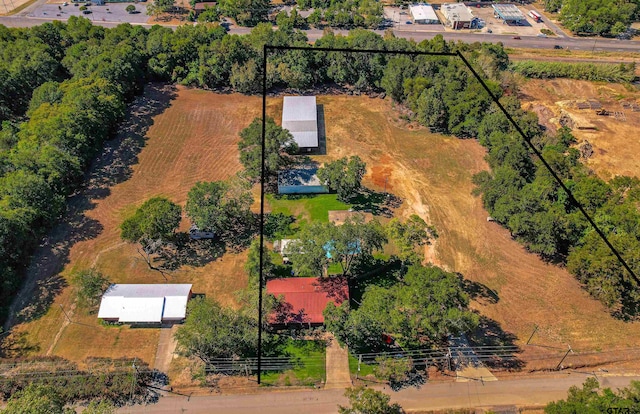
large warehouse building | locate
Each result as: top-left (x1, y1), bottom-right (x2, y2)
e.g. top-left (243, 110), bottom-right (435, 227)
top-left (441, 3), bottom-right (475, 30)
top-left (282, 96), bottom-right (319, 151)
top-left (492, 4), bottom-right (526, 25)
top-left (409, 4), bottom-right (439, 24)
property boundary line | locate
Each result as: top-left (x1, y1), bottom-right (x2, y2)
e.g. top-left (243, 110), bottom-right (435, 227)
top-left (257, 44), bottom-right (639, 384)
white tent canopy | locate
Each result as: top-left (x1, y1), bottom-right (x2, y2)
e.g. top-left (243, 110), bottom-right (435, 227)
top-left (98, 284), bottom-right (192, 323)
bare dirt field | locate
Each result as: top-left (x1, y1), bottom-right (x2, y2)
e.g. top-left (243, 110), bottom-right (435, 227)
top-left (0, 0), bottom-right (33, 15)
top-left (519, 78), bottom-right (640, 179)
top-left (286, 95), bottom-right (640, 356)
top-left (3, 85), bottom-right (260, 365)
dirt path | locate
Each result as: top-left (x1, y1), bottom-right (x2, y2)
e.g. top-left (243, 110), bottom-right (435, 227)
top-left (323, 334), bottom-right (352, 389)
top-left (154, 325), bottom-right (178, 374)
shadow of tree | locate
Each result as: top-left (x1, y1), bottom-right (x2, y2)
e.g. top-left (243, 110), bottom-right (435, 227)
top-left (155, 234), bottom-right (227, 272)
top-left (468, 316), bottom-right (524, 371)
top-left (0, 331), bottom-right (41, 358)
top-left (349, 188), bottom-right (403, 218)
top-left (2, 84), bottom-right (177, 334)
top-left (389, 370), bottom-right (426, 391)
top-left (458, 275), bottom-right (500, 305)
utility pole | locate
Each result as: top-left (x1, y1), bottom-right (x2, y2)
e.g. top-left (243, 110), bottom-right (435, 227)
top-left (526, 324), bottom-right (538, 345)
top-left (555, 345), bottom-right (573, 371)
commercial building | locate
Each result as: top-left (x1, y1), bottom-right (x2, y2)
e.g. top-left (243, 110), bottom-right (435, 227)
top-left (97, 284), bottom-right (192, 324)
top-left (492, 4), bottom-right (526, 25)
top-left (409, 3), bottom-right (439, 24)
top-left (282, 96), bottom-right (319, 151)
top-left (441, 3), bottom-right (475, 30)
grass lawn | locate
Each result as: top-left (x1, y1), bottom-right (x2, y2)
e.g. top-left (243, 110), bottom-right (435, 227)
top-left (266, 194), bottom-right (350, 224)
top-left (261, 339), bottom-right (326, 387)
top-left (348, 352), bottom-right (376, 378)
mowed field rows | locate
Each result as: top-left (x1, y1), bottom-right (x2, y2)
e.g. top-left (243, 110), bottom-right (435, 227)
top-left (7, 85), bottom-right (260, 365)
top-left (6, 87), bottom-right (640, 369)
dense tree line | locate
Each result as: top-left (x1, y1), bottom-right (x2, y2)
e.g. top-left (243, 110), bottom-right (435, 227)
top-left (543, 0), bottom-right (639, 36)
top-left (511, 60), bottom-right (636, 83)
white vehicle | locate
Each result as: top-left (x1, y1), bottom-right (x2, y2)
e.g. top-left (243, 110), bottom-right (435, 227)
top-left (189, 225), bottom-right (215, 240)
top-left (528, 10), bottom-right (542, 22)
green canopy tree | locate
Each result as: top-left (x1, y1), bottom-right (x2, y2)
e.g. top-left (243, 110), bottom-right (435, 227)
top-left (545, 378), bottom-right (640, 413)
top-left (0, 384), bottom-right (69, 414)
top-left (338, 386), bottom-right (403, 414)
top-left (317, 156), bottom-right (366, 202)
top-left (238, 117), bottom-right (298, 182)
top-left (72, 269), bottom-right (111, 310)
top-left (120, 197), bottom-right (181, 271)
top-left (387, 214), bottom-right (438, 264)
top-left (186, 177), bottom-right (253, 241)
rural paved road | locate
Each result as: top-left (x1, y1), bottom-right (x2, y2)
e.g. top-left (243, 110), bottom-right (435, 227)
top-left (1, 11), bottom-right (640, 54)
top-left (119, 373), bottom-right (640, 413)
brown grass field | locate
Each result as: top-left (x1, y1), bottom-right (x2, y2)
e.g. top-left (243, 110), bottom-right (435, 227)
top-left (4, 85), bottom-right (260, 365)
top-left (5, 83), bottom-right (640, 373)
top-left (519, 78), bottom-right (640, 180)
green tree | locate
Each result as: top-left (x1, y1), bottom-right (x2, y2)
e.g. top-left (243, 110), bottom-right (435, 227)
top-left (120, 197), bottom-right (182, 270)
top-left (545, 378), bottom-right (640, 413)
top-left (317, 156), bottom-right (367, 202)
top-left (126, 5), bottom-right (136, 13)
top-left (238, 117), bottom-right (298, 181)
top-left (373, 356), bottom-right (413, 384)
top-left (245, 238), bottom-right (276, 287)
top-left (338, 386), bottom-right (403, 414)
top-left (326, 265), bottom-right (478, 352)
top-left (83, 400), bottom-right (117, 414)
top-left (185, 177), bottom-right (253, 241)
top-left (174, 296), bottom-right (257, 363)
top-left (0, 384), bottom-right (68, 414)
top-left (72, 269), bottom-right (111, 310)
top-left (387, 215), bottom-right (437, 264)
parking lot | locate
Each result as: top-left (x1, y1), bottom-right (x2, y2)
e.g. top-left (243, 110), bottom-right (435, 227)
top-left (28, 1), bottom-right (149, 24)
top-left (383, 6), bottom-right (446, 33)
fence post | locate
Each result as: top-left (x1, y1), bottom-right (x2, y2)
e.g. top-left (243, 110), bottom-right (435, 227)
top-left (356, 354), bottom-right (362, 380)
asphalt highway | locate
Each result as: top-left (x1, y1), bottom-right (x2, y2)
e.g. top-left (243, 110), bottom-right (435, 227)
top-left (1, 8), bottom-right (639, 54)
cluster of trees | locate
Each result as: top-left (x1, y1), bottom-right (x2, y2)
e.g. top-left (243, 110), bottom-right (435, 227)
top-left (317, 156), bottom-right (366, 202)
top-left (339, 386), bottom-right (403, 414)
top-left (294, 0), bottom-right (384, 29)
top-left (324, 264), bottom-right (478, 353)
top-left (511, 60), bottom-right (636, 83)
top-left (544, 0), bottom-right (640, 36)
top-left (286, 216), bottom-right (387, 277)
top-left (545, 378), bottom-right (640, 413)
top-left (1, 384), bottom-right (116, 414)
top-left (0, 18), bottom-right (151, 321)
top-left (72, 268), bottom-right (111, 310)
top-left (0, 356), bottom-right (156, 408)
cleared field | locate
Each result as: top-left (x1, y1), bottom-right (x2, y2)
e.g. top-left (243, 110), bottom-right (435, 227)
top-left (287, 94), bottom-right (640, 353)
top-left (519, 78), bottom-right (640, 180)
top-left (6, 86), bottom-right (640, 370)
top-left (4, 85), bottom-right (260, 364)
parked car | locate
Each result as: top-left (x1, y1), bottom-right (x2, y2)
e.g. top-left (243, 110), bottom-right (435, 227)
top-left (512, 36), bottom-right (521, 39)
top-left (405, 21), bottom-right (412, 24)
top-left (487, 29), bottom-right (492, 33)
top-left (537, 33), bottom-right (548, 37)
top-left (82, 9), bottom-right (91, 13)
top-left (554, 45), bottom-right (563, 49)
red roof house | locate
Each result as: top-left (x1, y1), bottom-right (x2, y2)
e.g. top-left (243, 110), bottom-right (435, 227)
top-left (266, 277), bottom-right (349, 326)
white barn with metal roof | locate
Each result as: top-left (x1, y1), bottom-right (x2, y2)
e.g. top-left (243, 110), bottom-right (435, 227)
top-left (409, 4), bottom-right (439, 24)
top-left (282, 96), bottom-right (319, 150)
top-left (98, 284), bottom-right (192, 324)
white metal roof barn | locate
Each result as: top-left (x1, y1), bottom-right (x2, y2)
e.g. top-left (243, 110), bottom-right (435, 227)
top-left (282, 96), bottom-right (319, 149)
top-left (409, 4), bottom-right (439, 24)
top-left (97, 284), bottom-right (192, 323)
